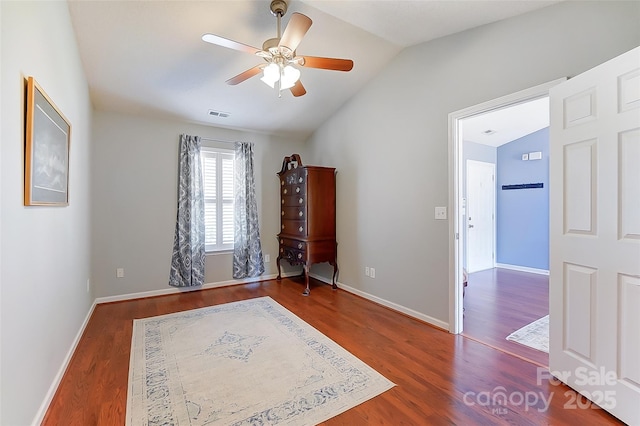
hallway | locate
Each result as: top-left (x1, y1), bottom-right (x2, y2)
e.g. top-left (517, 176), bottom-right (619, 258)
top-left (463, 268), bottom-right (549, 367)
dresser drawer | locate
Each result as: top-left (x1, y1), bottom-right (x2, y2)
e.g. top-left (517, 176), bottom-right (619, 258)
top-left (281, 195), bottom-right (306, 207)
top-left (279, 238), bottom-right (306, 251)
top-left (281, 185), bottom-right (305, 197)
top-left (281, 206), bottom-right (305, 220)
top-left (280, 247), bottom-right (305, 264)
top-left (280, 220), bottom-right (306, 236)
top-left (279, 239), bottom-right (306, 264)
top-left (284, 171), bottom-right (306, 186)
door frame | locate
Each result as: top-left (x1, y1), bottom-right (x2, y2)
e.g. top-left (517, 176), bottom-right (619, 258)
top-left (466, 159), bottom-right (496, 273)
top-left (447, 78), bottom-right (566, 334)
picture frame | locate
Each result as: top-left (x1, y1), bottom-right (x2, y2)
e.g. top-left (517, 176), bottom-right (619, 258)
top-left (24, 76), bottom-right (71, 206)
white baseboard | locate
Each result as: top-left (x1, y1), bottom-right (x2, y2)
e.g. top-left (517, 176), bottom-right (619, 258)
top-left (495, 263), bottom-right (549, 276)
top-left (32, 299), bottom-right (97, 426)
top-left (94, 274), bottom-right (281, 304)
top-left (308, 272), bottom-right (449, 330)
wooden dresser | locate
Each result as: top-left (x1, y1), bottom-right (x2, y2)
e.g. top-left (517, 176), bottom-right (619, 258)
top-left (276, 154), bottom-right (338, 295)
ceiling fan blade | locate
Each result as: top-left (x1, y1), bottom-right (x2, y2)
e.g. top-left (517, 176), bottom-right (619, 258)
top-left (279, 13), bottom-right (312, 52)
top-left (202, 33), bottom-right (261, 55)
top-left (290, 80), bottom-right (306, 97)
top-left (301, 56), bottom-right (354, 72)
top-left (226, 65), bottom-right (263, 85)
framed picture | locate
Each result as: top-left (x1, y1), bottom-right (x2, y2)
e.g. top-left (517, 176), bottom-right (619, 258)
top-left (24, 77), bottom-right (71, 206)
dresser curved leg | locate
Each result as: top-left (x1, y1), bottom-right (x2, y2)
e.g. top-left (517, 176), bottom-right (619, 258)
top-left (331, 261), bottom-right (339, 290)
top-left (276, 256), bottom-right (282, 281)
top-left (302, 265), bottom-right (310, 296)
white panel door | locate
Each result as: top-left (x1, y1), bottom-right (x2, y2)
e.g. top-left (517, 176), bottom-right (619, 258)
top-left (549, 46), bottom-right (640, 424)
top-left (467, 160), bottom-right (495, 273)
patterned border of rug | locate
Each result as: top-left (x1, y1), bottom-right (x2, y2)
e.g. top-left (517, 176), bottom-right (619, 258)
top-left (126, 296), bottom-right (395, 425)
top-left (506, 315), bottom-right (549, 353)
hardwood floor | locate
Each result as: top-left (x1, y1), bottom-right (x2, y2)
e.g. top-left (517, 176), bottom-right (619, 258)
top-left (463, 268), bottom-right (549, 367)
top-left (43, 277), bottom-right (621, 425)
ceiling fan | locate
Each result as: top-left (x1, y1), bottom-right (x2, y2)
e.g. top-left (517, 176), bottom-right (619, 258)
top-left (202, 0), bottom-right (354, 97)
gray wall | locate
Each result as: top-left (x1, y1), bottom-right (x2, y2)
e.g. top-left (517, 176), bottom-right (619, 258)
top-left (306, 1), bottom-right (640, 325)
top-left (92, 111), bottom-right (306, 298)
top-left (2, 1), bottom-right (639, 423)
top-left (1, 2), bottom-right (93, 424)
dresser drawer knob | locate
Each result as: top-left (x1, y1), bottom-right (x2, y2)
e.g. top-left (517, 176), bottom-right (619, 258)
top-left (298, 198), bottom-right (304, 204)
top-left (281, 180), bottom-right (284, 186)
top-left (297, 243), bottom-right (303, 249)
top-left (297, 253), bottom-right (302, 259)
top-left (282, 224), bottom-right (285, 229)
top-left (280, 248), bottom-right (283, 252)
top-left (281, 211), bottom-right (284, 216)
top-left (298, 226), bottom-right (304, 233)
top-left (298, 177), bottom-right (303, 183)
top-left (281, 199), bottom-right (284, 204)
top-left (283, 188), bottom-right (288, 194)
top-left (295, 187), bottom-right (300, 193)
top-left (298, 211), bottom-right (303, 217)
top-left (280, 239), bottom-right (284, 244)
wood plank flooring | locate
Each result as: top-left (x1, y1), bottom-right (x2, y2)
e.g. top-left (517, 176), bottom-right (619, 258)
top-left (43, 277), bottom-right (621, 425)
top-left (463, 268), bottom-right (549, 367)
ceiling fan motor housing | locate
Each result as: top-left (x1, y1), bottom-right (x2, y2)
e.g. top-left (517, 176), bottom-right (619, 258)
top-left (270, 0), bottom-right (287, 17)
top-left (262, 38), bottom-right (295, 61)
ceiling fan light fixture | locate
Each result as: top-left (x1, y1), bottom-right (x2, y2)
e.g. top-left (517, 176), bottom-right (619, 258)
top-left (260, 62), bottom-right (300, 91)
top-left (280, 65), bottom-right (301, 90)
top-left (260, 63), bottom-right (280, 88)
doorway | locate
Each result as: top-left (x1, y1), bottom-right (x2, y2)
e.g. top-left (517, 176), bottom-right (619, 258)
top-left (447, 78), bottom-right (565, 335)
top-left (466, 160), bottom-right (495, 273)
top-left (459, 97), bottom-right (551, 365)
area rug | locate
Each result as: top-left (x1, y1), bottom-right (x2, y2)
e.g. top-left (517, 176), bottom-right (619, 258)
top-left (506, 315), bottom-right (549, 353)
top-left (126, 296), bottom-right (395, 425)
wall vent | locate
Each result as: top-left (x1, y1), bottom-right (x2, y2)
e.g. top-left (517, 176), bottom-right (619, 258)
top-left (482, 129), bottom-right (497, 135)
top-left (208, 110), bottom-right (230, 118)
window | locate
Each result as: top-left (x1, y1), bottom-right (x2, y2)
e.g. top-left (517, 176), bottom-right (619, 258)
top-left (201, 146), bottom-right (234, 252)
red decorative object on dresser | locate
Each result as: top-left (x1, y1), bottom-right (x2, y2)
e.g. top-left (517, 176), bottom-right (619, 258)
top-left (276, 154), bottom-right (338, 295)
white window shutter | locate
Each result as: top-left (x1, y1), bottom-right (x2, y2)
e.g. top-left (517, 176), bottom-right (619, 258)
top-left (201, 147), bottom-right (234, 251)
top-left (222, 154), bottom-right (235, 246)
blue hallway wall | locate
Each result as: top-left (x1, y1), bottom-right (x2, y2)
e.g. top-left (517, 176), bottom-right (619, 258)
top-left (496, 128), bottom-right (549, 270)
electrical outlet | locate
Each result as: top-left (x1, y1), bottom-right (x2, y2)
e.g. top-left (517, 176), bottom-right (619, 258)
top-left (116, 268), bottom-right (124, 278)
top-left (365, 266), bottom-right (370, 276)
top-left (264, 254), bottom-right (270, 263)
top-left (370, 268), bottom-right (376, 278)
top-left (86, 279), bottom-right (90, 293)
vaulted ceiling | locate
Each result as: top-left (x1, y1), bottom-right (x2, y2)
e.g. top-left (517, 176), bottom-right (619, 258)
top-left (68, 0), bottom-right (559, 139)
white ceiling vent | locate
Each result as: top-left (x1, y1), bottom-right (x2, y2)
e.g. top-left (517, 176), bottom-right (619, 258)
top-left (482, 129), bottom-right (497, 135)
top-left (208, 110), bottom-right (230, 118)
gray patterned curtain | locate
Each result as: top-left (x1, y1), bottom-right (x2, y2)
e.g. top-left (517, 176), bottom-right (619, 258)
top-left (233, 142), bottom-right (265, 278)
top-left (169, 134), bottom-right (205, 287)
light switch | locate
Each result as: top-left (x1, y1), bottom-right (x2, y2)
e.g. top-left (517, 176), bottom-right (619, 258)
top-left (435, 206), bottom-right (447, 220)
top-left (116, 268), bottom-right (124, 278)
